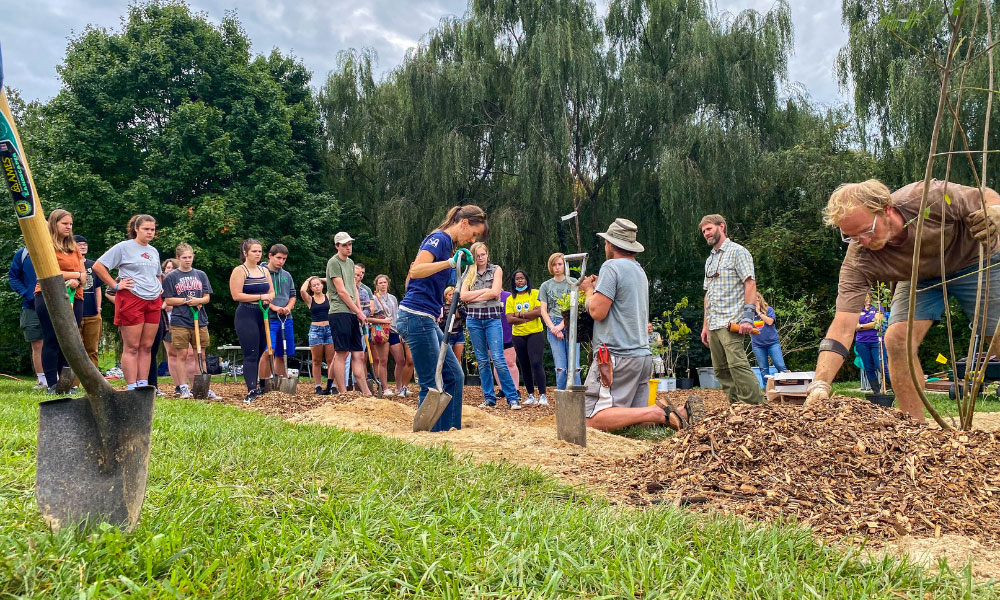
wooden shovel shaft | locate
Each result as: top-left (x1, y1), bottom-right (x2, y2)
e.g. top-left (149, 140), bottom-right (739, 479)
top-left (192, 309), bottom-right (206, 374)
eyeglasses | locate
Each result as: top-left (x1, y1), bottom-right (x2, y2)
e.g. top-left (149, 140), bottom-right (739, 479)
top-left (841, 214), bottom-right (878, 244)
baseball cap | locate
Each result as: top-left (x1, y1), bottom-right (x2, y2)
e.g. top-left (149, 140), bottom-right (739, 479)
top-left (73, 235), bottom-right (88, 243)
top-left (334, 232), bottom-right (354, 245)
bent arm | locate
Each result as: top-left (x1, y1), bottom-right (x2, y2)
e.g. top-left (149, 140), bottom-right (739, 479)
top-left (586, 291), bottom-right (613, 322)
top-left (408, 250), bottom-right (451, 279)
top-left (92, 261), bottom-right (118, 289)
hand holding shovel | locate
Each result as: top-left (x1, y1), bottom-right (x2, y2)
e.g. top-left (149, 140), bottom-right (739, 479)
top-left (189, 304), bottom-right (211, 399)
top-left (259, 300), bottom-right (279, 392)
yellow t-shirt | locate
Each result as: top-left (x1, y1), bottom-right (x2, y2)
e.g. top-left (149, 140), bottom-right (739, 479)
top-left (505, 289), bottom-right (543, 336)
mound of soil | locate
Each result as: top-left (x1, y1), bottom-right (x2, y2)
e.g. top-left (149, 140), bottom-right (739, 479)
top-left (611, 396), bottom-right (1000, 544)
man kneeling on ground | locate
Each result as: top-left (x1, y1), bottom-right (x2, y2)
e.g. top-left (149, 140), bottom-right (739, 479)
top-left (579, 218), bottom-right (705, 431)
top-left (805, 179), bottom-right (1000, 422)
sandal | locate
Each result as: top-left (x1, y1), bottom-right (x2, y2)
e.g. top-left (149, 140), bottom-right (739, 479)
top-left (655, 399), bottom-right (688, 430)
top-left (684, 393), bottom-right (706, 426)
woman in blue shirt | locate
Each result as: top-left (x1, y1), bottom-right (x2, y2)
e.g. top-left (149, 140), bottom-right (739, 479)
top-left (397, 205), bottom-right (487, 432)
top-left (855, 293), bottom-right (887, 392)
top-left (751, 293), bottom-right (787, 382)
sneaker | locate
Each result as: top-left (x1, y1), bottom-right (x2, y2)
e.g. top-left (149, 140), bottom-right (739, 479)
top-left (33, 381), bottom-right (47, 390)
top-left (509, 401), bottom-right (522, 411)
top-left (477, 401), bottom-right (496, 408)
top-left (68, 386), bottom-right (79, 395)
top-left (45, 385), bottom-right (58, 394)
top-left (243, 389), bottom-right (259, 404)
top-left (523, 394), bottom-right (537, 406)
top-left (537, 394), bottom-right (549, 406)
top-left (396, 388), bottom-right (407, 398)
top-left (315, 385), bottom-right (324, 395)
top-left (154, 388), bottom-right (165, 397)
top-left (179, 385), bottom-right (193, 399)
top-left (382, 388), bottom-right (394, 397)
top-left (207, 390), bottom-right (220, 400)
top-left (173, 386), bottom-right (182, 397)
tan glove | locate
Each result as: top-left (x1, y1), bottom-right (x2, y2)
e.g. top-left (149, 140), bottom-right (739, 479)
top-left (802, 380), bottom-right (831, 409)
top-left (965, 205), bottom-right (1000, 243)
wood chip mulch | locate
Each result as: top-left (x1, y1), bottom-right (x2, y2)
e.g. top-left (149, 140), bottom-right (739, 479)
top-left (610, 395), bottom-right (1000, 543)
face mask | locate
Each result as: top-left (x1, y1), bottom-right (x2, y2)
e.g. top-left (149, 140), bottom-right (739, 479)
top-left (516, 284), bottom-right (527, 292)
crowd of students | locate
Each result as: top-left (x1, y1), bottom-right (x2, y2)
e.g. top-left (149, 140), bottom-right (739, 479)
top-left (9, 206), bottom-right (597, 409)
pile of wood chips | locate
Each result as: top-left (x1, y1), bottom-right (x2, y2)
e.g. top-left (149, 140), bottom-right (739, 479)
top-left (615, 396), bottom-right (1000, 543)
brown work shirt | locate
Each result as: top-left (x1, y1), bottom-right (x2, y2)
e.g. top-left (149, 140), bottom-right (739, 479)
top-left (836, 180), bottom-right (997, 313)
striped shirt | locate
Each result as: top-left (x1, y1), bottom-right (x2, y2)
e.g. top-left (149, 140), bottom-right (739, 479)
top-left (703, 238), bottom-right (755, 331)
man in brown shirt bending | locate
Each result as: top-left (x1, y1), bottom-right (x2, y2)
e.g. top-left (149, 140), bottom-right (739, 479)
top-left (805, 179), bottom-right (1000, 421)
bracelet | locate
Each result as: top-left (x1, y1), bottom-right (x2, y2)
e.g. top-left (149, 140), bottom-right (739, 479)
top-left (115, 282), bottom-right (119, 291)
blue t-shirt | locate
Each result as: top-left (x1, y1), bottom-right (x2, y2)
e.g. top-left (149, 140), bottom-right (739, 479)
top-left (400, 231), bottom-right (454, 317)
top-left (751, 306), bottom-right (780, 347)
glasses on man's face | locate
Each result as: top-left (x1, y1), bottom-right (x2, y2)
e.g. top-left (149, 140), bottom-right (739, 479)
top-left (841, 214), bottom-right (878, 244)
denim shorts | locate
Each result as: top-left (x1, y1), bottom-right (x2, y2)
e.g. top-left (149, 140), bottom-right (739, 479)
top-left (308, 324), bottom-right (333, 347)
top-left (889, 253), bottom-right (1000, 331)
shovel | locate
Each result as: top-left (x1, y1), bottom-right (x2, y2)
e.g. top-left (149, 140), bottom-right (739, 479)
top-left (413, 262), bottom-right (472, 432)
top-left (275, 313), bottom-right (297, 395)
top-left (52, 282), bottom-right (75, 394)
top-left (0, 50), bottom-right (155, 532)
top-left (362, 324), bottom-right (381, 397)
top-left (259, 300), bottom-right (279, 393)
top-left (189, 305), bottom-right (211, 399)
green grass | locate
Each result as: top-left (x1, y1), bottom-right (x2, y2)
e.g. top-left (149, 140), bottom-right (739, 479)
top-left (832, 380), bottom-right (1000, 418)
top-left (0, 379), bottom-right (994, 598)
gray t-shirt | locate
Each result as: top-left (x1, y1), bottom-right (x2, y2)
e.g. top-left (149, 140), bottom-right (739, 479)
top-left (267, 266), bottom-right (295, 308)
top-left (373, 292), bottom-right (399, 332)
top-left (162, 268), bottom-right (213, 327)
top-left (592, 258), bottom-right (650, 357)
top-left (97, 240), bottom-right (162, 300)
top-left (538, 277), bottom-right (571, 323)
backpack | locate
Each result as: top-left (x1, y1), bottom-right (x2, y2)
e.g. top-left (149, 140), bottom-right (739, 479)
top-left (205, 354), bottom-right (222, 375)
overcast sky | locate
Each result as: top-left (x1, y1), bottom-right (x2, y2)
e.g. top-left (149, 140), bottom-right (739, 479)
top-left (1, 0), bottom-right (848, 107)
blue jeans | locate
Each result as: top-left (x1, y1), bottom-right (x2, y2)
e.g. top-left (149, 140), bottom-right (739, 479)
top-left (856, 341), bottom-right (889, 391)
top-left (752, 342), bottom-right (787, 373)
top-left (466, 317), bottom-right (519, 405)
top-left (546, 317), bottom-right (581, 390)
top-left (396, 309), bottom-right (464, 431)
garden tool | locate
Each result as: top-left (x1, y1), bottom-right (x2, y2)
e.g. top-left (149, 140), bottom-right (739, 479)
top-left (52, 283), bottom-right (76, 393)
top-left (556, 252), bottom-right (589, 447)
top-left (413, 261), bottom-right (473, 432)
top-left (728, 322), bottom-right (761, 335)
top-left (1, 45), bottom-right (155, 531)
top-left (361, 324), bottom-right (381, 397)
top-left (259, 300), bottom-right (279, 393)
top-left (189, 304), bottom-right (211, 399)
top-left (275, 312), bottom-right (297, 395)
top-left (597, 342), bottom-right (613, 387)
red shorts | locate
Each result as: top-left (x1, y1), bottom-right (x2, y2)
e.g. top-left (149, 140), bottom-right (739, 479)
top-left (113, 289), bottom-right (162, 326)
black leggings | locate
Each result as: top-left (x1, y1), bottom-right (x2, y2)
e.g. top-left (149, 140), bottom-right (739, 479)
top-left (235, 303), bottom-right (265, 392)
top-left (147, 310), bottom-right (167, 387)
top-left (34, 290), bottom-right (83, 387)
top-left (512, 331), bottom-right (546, 395)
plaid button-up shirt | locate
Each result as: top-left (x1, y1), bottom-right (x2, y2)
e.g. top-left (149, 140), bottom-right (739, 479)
top-left (703, 238), bottom-right (755, 331)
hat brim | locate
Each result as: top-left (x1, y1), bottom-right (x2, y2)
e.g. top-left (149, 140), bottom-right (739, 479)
top-left (597, 232), bottom-right (644, 253)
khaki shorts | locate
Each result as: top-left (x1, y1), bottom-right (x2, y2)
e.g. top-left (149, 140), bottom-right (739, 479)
top-left (584, 353), bottom-right (653, 417)
top-left (171, 326), bottom-right (210, 350)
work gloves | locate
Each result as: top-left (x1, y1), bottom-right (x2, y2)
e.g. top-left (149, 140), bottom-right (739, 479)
top-left (966, 205), bottom-right (1000, 243)
top-left (449, 248), bottom-right (474, 269)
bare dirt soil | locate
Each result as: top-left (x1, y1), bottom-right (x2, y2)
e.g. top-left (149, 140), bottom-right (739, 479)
top-left (200, 383), bottom-right (1000, 578)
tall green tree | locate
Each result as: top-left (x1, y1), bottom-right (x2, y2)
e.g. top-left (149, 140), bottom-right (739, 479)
top-left (24, 0), bottom-right (333, 342)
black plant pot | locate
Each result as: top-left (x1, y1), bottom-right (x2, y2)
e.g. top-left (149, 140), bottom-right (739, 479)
top-left (561, 310), bottom-right (594, 344)
top-left (466, 375), bottom-right (481, 386)
top-left (866, 393), bottom-right (895, 408)
top-left (677, 377), bottom-right (695, 390)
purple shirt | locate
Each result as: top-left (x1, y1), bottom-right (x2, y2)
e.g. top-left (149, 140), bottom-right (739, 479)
top-left (499, 290), bottom-right (513, 344)
top-left (856, 305), bottom-right (880, 344)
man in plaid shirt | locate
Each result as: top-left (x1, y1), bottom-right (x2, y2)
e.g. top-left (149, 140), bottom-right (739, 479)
top-left (700, 214), bottom-right (764, 404)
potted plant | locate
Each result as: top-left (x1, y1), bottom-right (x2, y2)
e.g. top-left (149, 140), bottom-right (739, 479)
top-left (660, 298), bottom-right (694, 389)
top-left (865, 282), bottom-right (894, 407)
top-left (557, 292), bottom-right (593, 343)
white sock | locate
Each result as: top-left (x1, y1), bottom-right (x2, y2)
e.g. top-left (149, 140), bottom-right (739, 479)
top-left (36, 373), bottom-right (46, 384)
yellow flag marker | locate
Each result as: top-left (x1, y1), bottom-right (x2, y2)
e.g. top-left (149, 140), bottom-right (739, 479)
top-left (936, 353), bottom-right (949, 364)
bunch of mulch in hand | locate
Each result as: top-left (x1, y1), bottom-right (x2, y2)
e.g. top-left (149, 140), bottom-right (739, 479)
top-left (612, 395), bottom-right (1000, 543)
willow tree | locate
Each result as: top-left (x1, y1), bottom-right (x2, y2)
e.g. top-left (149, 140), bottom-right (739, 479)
top-left (321, 0), bottom-right (799, 294)
top-left (838, 0), bottom-right (1000, 184)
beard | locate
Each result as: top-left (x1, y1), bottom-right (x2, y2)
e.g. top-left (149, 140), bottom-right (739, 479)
top-left (705, 231), bottom-right (721, 246)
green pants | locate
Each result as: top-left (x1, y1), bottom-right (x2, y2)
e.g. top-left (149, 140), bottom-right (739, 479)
top-left (708, 328), bottom-right (764, 405)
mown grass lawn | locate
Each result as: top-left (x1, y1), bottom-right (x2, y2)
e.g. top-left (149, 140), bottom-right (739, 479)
top-left (0, 379), bottom-right (992, 598)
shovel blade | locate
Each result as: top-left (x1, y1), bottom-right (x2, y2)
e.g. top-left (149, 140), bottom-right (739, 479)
top-left (413, 388), bottom-right (451, 432)
top-left (278, 377), bottom-right (297, 395)
top-left (54, 367), bottom-right (75, 394)
top-left (36, 388), bottom-right (155, 531)
top-left (191, 374), bottom-right (211, 399)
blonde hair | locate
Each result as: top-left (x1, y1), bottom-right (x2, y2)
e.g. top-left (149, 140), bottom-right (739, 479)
top-left (127, 214), bottom-right (156, 240)
top-left (699, 214), bottom-right (726, 231)
top-left (756, 293), bottom-right (770, 314)
top-left (546, 252), bottom-right (564, 275)
top-left (175, 242), bottom-right (194, 257)
top-left (48, 209), bottom-right (77, 254)
top-left (823, 179), bottom-right (892, 227)
top-left (443, 285), bottom-right (455, 301)
top-left (463, 242), bottom-right (488, 288)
